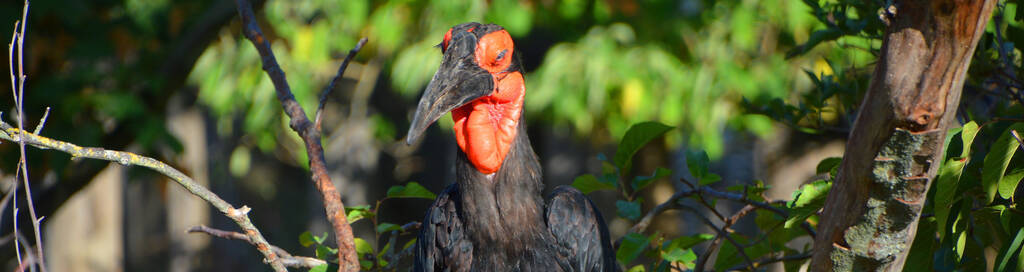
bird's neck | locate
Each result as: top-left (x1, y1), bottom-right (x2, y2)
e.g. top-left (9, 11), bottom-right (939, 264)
top-left (454, 118), bottom-right (548, 247)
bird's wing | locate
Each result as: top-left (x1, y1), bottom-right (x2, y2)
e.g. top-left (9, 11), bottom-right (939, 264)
top-left (545, 186), bottom-right (619, 272)
top-left (414, 183), bottom-right (473, 272)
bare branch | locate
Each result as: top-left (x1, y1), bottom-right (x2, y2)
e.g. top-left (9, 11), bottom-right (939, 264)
top-left (8, 1), bottom-right (46, 270)
top-left (0, 121), bottom-right (287, 271)
top-left (682, 205), bottom-right (753, 272)
top-left (726, 252), bottom-right (812, 271)
top-left (188, 225), bottom-right (326, 268)
top-left (32, 107), bottom-right (48, 135)
top-left (231, 1), bottom-right (361, 270)
top-left (316, 37), bottom-right (368, 131)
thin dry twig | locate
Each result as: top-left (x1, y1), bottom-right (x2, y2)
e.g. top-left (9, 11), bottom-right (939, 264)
top-left (231, 1), bottom-right (364, 270)
top-left (725, 252), bottom-right (812, 271)
top-left (682, 205), bottom-right (753, 272)
top-left (618, 179), bottom-right (818, 272)
top-left (0, 122), bottom-right (287, 271)
top-left (316, 37), bottom-right (368, 131)
top-left (8, 2), bottom-right (46, 270)
top-left (188, 225), bottom-right (326, 268)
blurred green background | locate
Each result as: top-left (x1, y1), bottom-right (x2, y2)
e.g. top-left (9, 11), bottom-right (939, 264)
top-left (0, 0), bottom-right (915, 271)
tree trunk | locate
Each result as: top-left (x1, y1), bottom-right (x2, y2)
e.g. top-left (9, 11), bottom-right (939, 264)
top-left (809, 0), bottom-right (997, 271)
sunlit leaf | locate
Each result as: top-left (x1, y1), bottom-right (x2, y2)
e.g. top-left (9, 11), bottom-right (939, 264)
top-left (317, 244), bottom-right (339, 260)
top-left (355, 238), bottom-right (373, 255)
top-left (982, 123), bottom-right (1024, 202)
top-left (1000, 168), bottom-right (1024, 201)
top-left (935, 157), bottom-right (967, 240)
top-left (299, 231), bottom-right (315, 247)
top-left (661, 247), bottom-right (697, 263)
top-left (309, 264), bottom-right (328, 272)
top-left (785, 180), bottom-right (831, 228)
top-left (346, 205), bottom-right (374, 223)
top-left (663, 234), bottom-right (714, 251)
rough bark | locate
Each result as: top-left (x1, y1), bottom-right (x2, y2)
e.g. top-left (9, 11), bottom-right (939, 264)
top-left (809, 0), bottom-right (997, 271)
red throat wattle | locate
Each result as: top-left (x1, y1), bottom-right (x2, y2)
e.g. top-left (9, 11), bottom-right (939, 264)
top-left (451, 30), bottom-right (523, 174)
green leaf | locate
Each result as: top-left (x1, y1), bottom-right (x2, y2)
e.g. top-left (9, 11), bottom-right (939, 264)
top-left (661, 247), bottom-right (697, 264)
top-left (904, 217), bottom-right (937, 272)
top-left (960, 121), bottom-right (980, 157)
top-left (572, 174), bottom-right (617, 194)
top-left (616, 232), bottom-right (650, 265)
top-left (376, 222), bottom-right (402, 234)
top-left (316, 244), bottom-right (339, 260)
top-left (699, 173), bottom-right (722, 186)
top-left (714, 234), bottom-right (772, 271)
top-left (632, 167), bottom-right (671, 191)
top-left (313, 232), bottom-right (328, 244)
top-left (815, 157), bottom-right (842, 176)
top-left (299, 231), bottom-right (315, 247)
top-left (998, 228), bottom-right (1024, 272)
top-left (354, 238), bottom-right (374, 255)
top-left (614, 122), bottom-right (674, 174)
top-left (955, 230), bottom-right (967, 261)
top-left (309, 264), bottom-right (328, 272)
top-left (982, 123), bottom-right (1024, 202)
top-left (935, 157), bottom-right (967, 240)
top-left (627, 265), bottom-right (646, 272)
top-left (386, 182), bottom-right (437, 199)
top-left (686, 150), bottom-right (711, 182)
top-left (663, 234), bottom-right (714, 250)
top-left (359, 260), bottom-right (373, 270)
top-left (346, 205), bottom-right (374, 223)
top-left (1000, 168), bottom-right (1024, 199)
top-left (616, 199), bottom-right (643, 221)
top-left (785, 180), bottom-right (832, 228)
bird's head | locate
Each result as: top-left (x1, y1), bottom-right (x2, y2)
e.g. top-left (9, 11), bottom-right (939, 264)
top-left (406, 23), bottom-right (525, 174)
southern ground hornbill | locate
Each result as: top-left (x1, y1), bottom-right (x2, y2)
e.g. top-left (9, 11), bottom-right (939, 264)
top-left (405, 22), bottom-right (618, 271)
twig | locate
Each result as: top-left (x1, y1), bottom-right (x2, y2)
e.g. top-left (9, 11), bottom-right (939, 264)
top-left (8, 2), bottom-right (46, 270)
top-left (625, 181), bottom-right (815, 239)
top-left (188, 225), bottom-right (326, 268)
top-left (315, 37), bottom-right (367, 131)
top-left (382, 221), bottom-right (421, 270)
top-left (232, 1), bottom-right (360, 271)
top-left (0, 122), bottom-right (287, 271)
top-left (681, 204), bottom-right (754, 272)
top-left (725, 252), bottom-right (812, 271)
top-left (32, 107), bottom-right (48, 134)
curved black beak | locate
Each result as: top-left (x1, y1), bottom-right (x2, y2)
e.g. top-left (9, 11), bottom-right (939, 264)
top-left (406, 39), bottom-right (493, 145)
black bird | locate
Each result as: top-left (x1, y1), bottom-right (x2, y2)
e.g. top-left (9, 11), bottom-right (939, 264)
top-left (405, 22), bottom-right (617, 272)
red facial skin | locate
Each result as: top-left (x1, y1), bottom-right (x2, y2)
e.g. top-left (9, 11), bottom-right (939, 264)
top-left (444, 29), bottom-right (523, 174)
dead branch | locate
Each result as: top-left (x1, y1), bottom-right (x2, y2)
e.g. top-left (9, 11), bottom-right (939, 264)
top-left (188, 225), bottom-right (326, 268)
top-left (0, 122), bottom-right (287, 271)
top-left (231, 0), bottom-right (367, 270)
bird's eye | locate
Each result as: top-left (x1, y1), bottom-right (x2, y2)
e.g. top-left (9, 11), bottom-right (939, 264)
top-left (475, 30), bottom-right (514, 73)
top-left (496, 49), bottom-right (507, 61)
